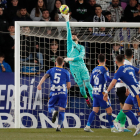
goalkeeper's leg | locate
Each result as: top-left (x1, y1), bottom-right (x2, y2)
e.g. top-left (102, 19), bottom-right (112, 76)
top-left (84, 79), bottom-right (93, 100)
top-left (81, 67), bottom-right (93, 100)
top-left (70, 67), bottom-right (91, 107)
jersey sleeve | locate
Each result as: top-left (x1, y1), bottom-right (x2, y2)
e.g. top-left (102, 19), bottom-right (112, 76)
top-left (73, 45), bottom-right (85, 61)
top-left (132, 66), bottom-right (139, 73)
top-left (104, 69), bottom-right (112, 82)
top-left (46, 69), bottom-right (51, 75)
top-left (113, 67), bottom-right (122, 80)
top-left (67, 21), bottom-right (73, 51)
top-left (66, 71), bottom-right (71, 82)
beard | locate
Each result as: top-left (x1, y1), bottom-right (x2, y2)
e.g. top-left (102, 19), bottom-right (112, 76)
top-left (73, 39), bottom-right (78, 41)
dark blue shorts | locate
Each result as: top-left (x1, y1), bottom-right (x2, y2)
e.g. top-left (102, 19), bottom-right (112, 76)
top-left (93, 94), bottom-right (111, 109)
top-left (48, 92), bottom-right (67, 109)
top-left (125, 94), bottom-right (140, 113)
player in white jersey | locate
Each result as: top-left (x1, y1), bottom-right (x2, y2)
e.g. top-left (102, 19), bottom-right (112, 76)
top-left (114, 49), bottom-right (132, 132)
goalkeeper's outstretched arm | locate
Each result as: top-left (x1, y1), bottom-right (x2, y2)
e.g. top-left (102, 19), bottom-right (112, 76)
top-left (67, 21), bottom-right (73, 51)
top-left (62, 14), bottom-right (73, 51)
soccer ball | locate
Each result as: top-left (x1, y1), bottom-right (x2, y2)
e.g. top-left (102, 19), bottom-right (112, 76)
top-left (59, 5), bottom-right (69, 15)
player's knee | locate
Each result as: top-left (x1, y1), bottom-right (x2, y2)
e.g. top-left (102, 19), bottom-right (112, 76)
top-left (59, 107), bottom-right (65, 111)
top-left (93, 107), bottom-right (99, 113)
top-left (84, 80), bottom-right (92, 89)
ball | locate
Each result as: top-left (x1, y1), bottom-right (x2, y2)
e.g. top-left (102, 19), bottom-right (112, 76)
top-left (59, 5), bottom-right (69, 15)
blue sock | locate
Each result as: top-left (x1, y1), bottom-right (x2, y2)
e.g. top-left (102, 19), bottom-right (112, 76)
top-left (107, 114), bottom-right (114, 128)
top-left (58, 111), bottom-right (65, 127)
top-left (48, 107), bottom-right (55, 113)
top-left (123, 110), bottom-right (139, 125)
top-left (87, 111), bottom-right (96, 126)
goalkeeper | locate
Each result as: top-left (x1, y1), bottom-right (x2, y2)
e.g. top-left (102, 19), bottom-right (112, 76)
top-left (62, 13), bottom-right (93, 107)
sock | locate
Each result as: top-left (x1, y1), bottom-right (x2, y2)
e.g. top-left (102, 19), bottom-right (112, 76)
top-left (84, 80), bottom-right (93, 100)
top-left (48, 107), bottom-right (55, 113)
top-left (115, 110), bottom-right (126, 127)
top-left (79, 84), bottom-right (87, 98)
top-left (123, 110), bottom-right (139, 125)
top-left (58, 111), bottom-right (65, 128)
top-left (107, 113), bottom-right (114, 128)
top-left (87, 111), bottom-right (96, 126)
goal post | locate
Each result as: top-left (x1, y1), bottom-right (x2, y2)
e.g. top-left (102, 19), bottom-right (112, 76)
top-left (15, 21), bottom-right (140, 128)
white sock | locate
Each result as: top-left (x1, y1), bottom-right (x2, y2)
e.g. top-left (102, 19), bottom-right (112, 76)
top-left (52, 110), bottom-right (56, 116)
top-left (57, 125), bottom-right (60, 128)
top-left (137, 123), bottom-right (140, 128)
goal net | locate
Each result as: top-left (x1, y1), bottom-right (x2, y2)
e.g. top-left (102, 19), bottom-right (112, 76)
top-left (13, 22), bottom-right (140, 128)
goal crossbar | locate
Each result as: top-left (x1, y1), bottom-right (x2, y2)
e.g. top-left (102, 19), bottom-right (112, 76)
top-left (16, 21), bottom-right (140, 27)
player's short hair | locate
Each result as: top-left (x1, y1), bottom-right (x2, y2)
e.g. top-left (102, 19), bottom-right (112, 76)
top-left (116, 55), bottom-right (124, 63)
top-left (98, 54), bottom-right (105, 62)
top-left (125, 49), bottom-right (133, 59)
top-left (56, 56), bottom-right (64, 66)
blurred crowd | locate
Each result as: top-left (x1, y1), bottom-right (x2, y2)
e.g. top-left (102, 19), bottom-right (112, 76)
top-left (0, 0), bottom-right (140, 73)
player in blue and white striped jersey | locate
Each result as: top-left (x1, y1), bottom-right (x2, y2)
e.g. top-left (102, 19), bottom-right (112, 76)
top-left (37, 56), bottom-right (71, 131)
top-left (104, 54), bottom-right (140, 136)
top-left (84, 54), bottom-right (119, 133)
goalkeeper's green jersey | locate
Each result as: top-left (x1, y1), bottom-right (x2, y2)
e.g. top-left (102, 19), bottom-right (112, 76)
top-left (66, 21), bottom-right (85, 67)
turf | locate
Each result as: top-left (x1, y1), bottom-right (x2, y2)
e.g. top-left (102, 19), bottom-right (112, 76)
top-left (0, 128), bottom-right (139, 140)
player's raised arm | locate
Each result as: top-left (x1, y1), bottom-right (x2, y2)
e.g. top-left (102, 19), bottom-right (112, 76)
top-left (37, 73), bottom-right (50, 90)
top-left (62, 13), bottom-right (73, 50)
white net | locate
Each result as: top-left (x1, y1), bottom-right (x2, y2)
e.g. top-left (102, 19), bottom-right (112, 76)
top-left (6, 23), bottom-right (140, 128)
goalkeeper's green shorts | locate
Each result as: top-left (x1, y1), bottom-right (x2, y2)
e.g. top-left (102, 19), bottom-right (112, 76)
top-left (70, 65), bottom-right (90, 85)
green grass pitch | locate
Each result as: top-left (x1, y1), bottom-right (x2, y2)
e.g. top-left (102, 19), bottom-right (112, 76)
top-left (0, 128), bottom-right (139, 140)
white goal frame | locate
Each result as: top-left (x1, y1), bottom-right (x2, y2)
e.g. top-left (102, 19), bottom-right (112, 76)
top-left (15, 21), bottom-right (140, 128)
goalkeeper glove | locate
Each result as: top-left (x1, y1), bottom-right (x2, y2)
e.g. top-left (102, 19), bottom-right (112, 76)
top-left (61, 13), bottom-right (70, 22)
top-left (64, 58), bottom-right (74, 62)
